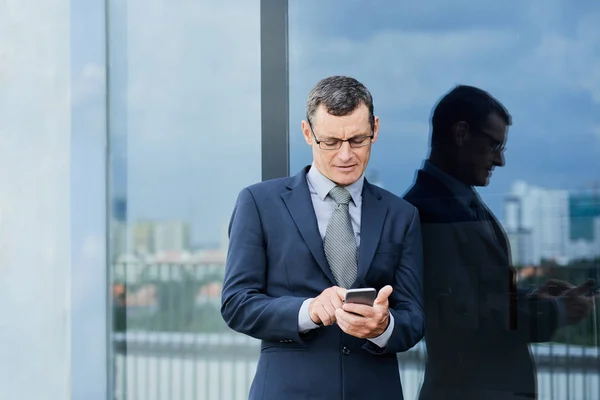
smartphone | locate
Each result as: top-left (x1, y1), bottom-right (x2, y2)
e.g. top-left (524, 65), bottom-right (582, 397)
top-left (344, 288), bottom-right (377, 306)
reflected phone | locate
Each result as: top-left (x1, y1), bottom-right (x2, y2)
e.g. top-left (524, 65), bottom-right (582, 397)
top-left (344, 288), bottom-right (377, 306)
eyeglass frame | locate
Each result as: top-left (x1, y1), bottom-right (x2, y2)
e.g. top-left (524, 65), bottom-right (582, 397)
top-left (307, 119), bottom-right (375, 150)
top-left (467, 122), bottom-right (506, 153)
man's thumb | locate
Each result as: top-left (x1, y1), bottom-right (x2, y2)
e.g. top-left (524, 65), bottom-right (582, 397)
top-left (374, 285), bottom-right (393, 305)
top-left (566, 279), bottom-right (595, 296)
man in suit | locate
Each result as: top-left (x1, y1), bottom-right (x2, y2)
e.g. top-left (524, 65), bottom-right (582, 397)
top-left (221, 75), bottom-right (425, 399)
top-left (403, 85), bottom-right (596, 400)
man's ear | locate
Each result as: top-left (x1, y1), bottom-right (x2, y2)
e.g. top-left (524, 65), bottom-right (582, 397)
top-left (452, 121), bottom-right (469, 147)
top-left (371, 116), bottom-right (380, 143)
top-left (301, 120), bottom-right (313, 146)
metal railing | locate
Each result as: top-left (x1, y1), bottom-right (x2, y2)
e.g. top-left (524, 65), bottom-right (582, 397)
top-left (111, 259), bottom-right (600, 400)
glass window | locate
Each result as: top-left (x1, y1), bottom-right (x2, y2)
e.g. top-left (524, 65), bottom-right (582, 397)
top-left (2, 0), bottom-right (108, 398)
top-left (289, 1), bottom-right (599, 399)
top-left (107, 1), bottom-right (263, 398)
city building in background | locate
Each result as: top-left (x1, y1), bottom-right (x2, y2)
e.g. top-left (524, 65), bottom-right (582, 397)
top-left (503, 181), bottom-right (571, 266)
top-left (569, 190), bottom-right (600, 260)
top-left (504, 181), bottom-right (600, 266)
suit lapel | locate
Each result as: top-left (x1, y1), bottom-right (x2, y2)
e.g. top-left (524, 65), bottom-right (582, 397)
top-left (416, 170), bottom-right (508, 261)
top-left (487, 210), bottom-right (510, 258)
top-left (356, 181), bottom-right (387, 283)
top-left (281, 168), bottom-right (336, 285)
top-left (474, 203), bottom-right (509, 261)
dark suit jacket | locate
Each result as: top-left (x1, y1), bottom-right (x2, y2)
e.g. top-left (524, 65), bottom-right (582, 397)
top-left (221, 166), bottom-right (425, 400)
top-left (403, 169), bottom-right (560, 400)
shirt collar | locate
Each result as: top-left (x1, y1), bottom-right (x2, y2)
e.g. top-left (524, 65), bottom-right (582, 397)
top-left (423, 160), bottom-right (475, 208)
top-left (306, 163), bottom-right (364, 206)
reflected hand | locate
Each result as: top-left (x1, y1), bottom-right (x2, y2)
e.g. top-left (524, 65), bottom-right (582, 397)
top-left (537, 279), bottom-right (575, 298)
top-left (309, 286), bottom-right (346, 326)
top-left (335, 285), bottom-right (392, 339)
top-left (561, 279), bottom-right (597, 325)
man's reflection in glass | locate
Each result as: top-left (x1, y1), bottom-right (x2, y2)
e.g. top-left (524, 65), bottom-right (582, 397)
top-left (404, 85), bottom-right (597, 400)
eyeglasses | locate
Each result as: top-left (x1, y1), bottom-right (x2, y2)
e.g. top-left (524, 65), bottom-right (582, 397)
top-left (308, 120), bottom-right (374, 150)
top-left (474, 128), bottom-right (506, 153)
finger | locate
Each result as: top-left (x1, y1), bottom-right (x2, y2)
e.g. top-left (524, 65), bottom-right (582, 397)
top-left (322, 302), bottom-right (338, 323)
top-left (318, 303), bottom-right (334, 326)
top-left (336, 308), bottom-right (360, 326)
top-left (342, 303), bottom-right (373, 317)
top-left (309, 300), bottom-right (322, 325)
top-left (544, 279), bottom-right (574, 293)
top-left (336, 287), bottom-right (347, 301)
top-left (336, 309), bottom-right (350, 332)
top-left (329, 293), bottom-right (344, 309)
top-left (566, 279), bottom-right (595, 296)
top-left (335, 308), bottom-right (348, 325)
top-left (374, 285), bottom-right (393, 306)
top-left (542, 278), bottom-right (561, 287)
top-left (547, 278), bottom-right (572, 287)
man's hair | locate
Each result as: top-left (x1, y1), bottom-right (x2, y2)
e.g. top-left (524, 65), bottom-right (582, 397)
top-left (306, 76), bottom-right (375, 130)
top-left (431, 84), bottom-right (511, 146)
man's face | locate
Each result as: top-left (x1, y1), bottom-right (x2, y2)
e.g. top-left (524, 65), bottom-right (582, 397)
top-left (301, 104), bottom-right (379, 186)
top-left (458, 112), bottom-right (508, 186)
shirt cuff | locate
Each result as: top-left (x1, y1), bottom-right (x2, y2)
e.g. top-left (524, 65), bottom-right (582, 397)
top-left (298, 298), bottom-right (321, 333)
top-left (367, 312), bottom-right (395, 348)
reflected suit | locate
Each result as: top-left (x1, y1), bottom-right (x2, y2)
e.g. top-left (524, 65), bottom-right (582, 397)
top-left (404, 165), bottom-right (560, 400)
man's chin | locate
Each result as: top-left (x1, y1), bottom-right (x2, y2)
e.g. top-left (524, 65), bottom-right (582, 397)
top-left (474, 171), bottom-right (493, 187)
top-left (332, 173), bottom-right (359, 186)
top-left (476, 178), bottom-right (491, 187)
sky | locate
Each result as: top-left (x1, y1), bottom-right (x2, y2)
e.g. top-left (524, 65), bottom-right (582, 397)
top-left (288, 0), bottom-right (600, 217)
top-left (68, 0), bottom-right (600, 246)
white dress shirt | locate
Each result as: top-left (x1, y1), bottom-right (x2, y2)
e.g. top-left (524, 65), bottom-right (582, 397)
top-left (297, 163), bottom-right (395, 348)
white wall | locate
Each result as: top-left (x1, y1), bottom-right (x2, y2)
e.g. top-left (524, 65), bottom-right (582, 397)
top-left (0, 1), bottom-right (71, 399)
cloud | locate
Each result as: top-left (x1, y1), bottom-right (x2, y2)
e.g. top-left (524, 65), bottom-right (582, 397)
top-left (512, 12), bottom-right (600, 103)
top-left (288, 0), bottom-right (600, 220)
top-left (108, 0), bottom-right (263, 243)
top-left (92, 0), bottom-right (600, 243)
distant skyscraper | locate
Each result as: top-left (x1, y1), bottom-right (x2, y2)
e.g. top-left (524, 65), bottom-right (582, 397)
top-left (152, 220), bottom-right (191, 253)
top-left (569, 193), bottom-right (600, 241)
top-left (505, 181), bottom-right (570, 265)
top-left (504, 195), bottom-right (534, 265)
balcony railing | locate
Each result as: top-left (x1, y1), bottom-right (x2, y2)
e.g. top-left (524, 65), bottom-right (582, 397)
top-left (111, 259), bottom-right (600, 400)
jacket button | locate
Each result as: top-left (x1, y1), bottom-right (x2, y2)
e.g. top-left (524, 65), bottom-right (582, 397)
top-left (342, 347), bottom-right (350, 355)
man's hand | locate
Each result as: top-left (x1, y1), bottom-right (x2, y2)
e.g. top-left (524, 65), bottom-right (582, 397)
top-left (537, 278), bottom-right (575, 298)
top-left (561, 279), bottom-right (597, 325)
top-left (309, 286), bottom-right (346, 326)
top-left (335, 285), bottom-right (393, 339)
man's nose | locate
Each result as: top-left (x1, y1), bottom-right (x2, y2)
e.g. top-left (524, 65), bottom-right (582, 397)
top-left (337, 142), bottom-right (353, 161)
top-left (494, 150), bottom-right (505, 167)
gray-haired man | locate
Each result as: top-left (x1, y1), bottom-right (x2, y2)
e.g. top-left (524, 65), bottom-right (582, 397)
top-left (221, 75), bottom-right (424, 400)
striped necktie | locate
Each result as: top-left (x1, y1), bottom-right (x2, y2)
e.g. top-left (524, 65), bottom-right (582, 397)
top-left (323, 186), bottom-right (358, 288)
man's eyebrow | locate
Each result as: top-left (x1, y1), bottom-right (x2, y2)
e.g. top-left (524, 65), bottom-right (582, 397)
top-left (320, 133), bottom-right (371, 140)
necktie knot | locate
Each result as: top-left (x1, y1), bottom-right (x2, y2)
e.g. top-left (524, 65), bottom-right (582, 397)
top-left (329, 186), bottom-right (352, 205)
